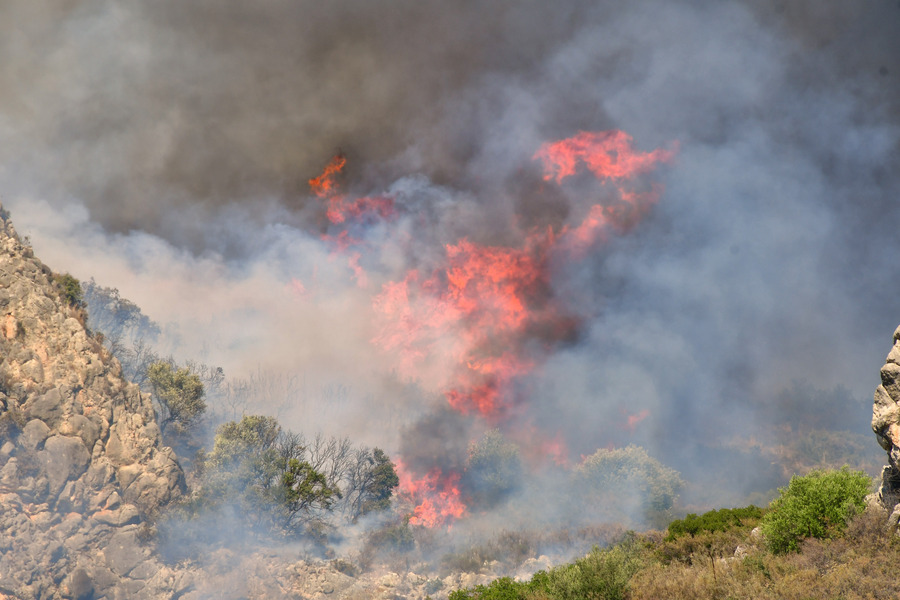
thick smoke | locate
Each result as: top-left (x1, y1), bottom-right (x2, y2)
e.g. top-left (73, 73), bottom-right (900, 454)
top-left (2, 0), bottom-right (899, 521)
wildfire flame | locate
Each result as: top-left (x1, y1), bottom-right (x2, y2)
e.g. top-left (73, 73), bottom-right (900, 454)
top-left (533, 130), bottom-right (676, 184)
top-left (307, 130), bottom-right (674, 527)
top-left (395, 460), bottom-right (467, 529)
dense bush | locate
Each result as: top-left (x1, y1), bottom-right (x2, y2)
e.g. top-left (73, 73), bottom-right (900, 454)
top-left (147, 360), bottom-right (207, 434)
top-left (53, 273), bottom-right (83, 308)
top-left (448, 539), bottom-right (643, 600)
top-left (575, 445), bottom-right (684, 516)
top-left (194, 415), bottom-right (400, 537)
top-left (666, 505), bottom-right (763, 541)
top-left (461, 429), bottom-right (522, 509)
top-left (759, 467), bottom-right (871, 554)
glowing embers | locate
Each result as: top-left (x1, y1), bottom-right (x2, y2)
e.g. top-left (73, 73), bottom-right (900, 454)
top-left (396, 461), bottom-right (467, 529)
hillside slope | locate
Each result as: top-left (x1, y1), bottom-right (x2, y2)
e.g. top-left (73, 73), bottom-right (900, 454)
top-left (0, 204), bottom-right (185, 599)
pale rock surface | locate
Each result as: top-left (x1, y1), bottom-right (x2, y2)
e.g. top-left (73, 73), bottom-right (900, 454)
top-left (871, 324), bottom-right (900, 515)
top-left (0, 204), bottom-right (185, 599)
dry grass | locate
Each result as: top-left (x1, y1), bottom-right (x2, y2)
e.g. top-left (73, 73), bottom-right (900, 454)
top-left (630, 507), bottom-right (900, 600)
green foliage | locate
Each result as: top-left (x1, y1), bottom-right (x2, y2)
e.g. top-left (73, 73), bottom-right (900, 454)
top-left (351, 448), bottom-right (399, 518)
top-left (147, 360), bottom-right (206, 433)
top-left (759, 467), bottom-right (871, 554)
top-left (666, 505), bottom-right (763, 541)
top-left (449, 541), bottom-right (643, 600)
top-left (199, 415), bottom-right (342, 535)
top-left (462, 429), bottom-right (522, 509)
top-left (53, 273), bottom-right (83, 308)
top-left (273, 457), bottom-right (336, 525)
top-left (448, 577), bottom-right (525, 600)
top-left (543, 542), bottom-right (643, 600)
top-left (576, 445), bottom-right (684, 514)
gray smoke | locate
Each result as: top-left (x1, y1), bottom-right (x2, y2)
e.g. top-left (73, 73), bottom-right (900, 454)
top-left (3, 0), bottom-right (899, 514)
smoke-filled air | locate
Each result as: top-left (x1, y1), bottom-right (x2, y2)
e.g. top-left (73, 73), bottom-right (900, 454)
top-left (2, 0), bottom-right (899, 572)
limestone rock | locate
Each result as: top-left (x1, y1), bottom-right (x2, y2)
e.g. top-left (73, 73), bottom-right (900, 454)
top-left (873, 325), bottom-right (900, 512)
top-left (0, 203), bottom-right (186, 599)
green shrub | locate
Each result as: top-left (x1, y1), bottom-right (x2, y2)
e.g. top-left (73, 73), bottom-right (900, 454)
top-left (54, 273), bottom-right (83, 307)
top-left (575, 445), bottom-right (684, 514)
top-left (461, 429), bottom-right (522, 509)
top-left (448, 577), bottom-right (528, 600)
top-left (449, 540), bottom-right (643, 600)
top-left (542, 541), bottom-right (643, 600)
top-left (666, 505), bottom-right (763, 541)
top-left (147, 360), bottom-right (206, 433)
top-left (759, 467), bottom-right (871, 554)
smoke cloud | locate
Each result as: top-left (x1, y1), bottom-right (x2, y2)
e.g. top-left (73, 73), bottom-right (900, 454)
top-left (3, 0), bottom-right (899, 518)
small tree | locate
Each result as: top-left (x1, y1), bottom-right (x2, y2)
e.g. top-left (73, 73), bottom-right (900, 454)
top-left (461, 429), bottom-right (522, 509)
top-left (759, 467), bottom-right (871, 554)
top-left (201, 415), bottom-right (340, 535)
top-left (576, 445), bottom-right (683, 517)
top-left (54, 273), bottom-right (83, 308)
top-left (147, 361), bottom-right (206, 433)
top-left (345, 447), bottom-right (400, 521)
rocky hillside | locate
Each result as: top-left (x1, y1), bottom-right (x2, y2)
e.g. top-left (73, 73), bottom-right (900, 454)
top-left (0, 204), bottom-right (185, 599)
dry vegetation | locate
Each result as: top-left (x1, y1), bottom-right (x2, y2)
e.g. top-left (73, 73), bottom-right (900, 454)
top-left (450, 469), bottom-right (900, 600)
top-left (631, 507), bottom-right (900, 600)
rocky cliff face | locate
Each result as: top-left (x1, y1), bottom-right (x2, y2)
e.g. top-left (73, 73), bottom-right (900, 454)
top-left (0, 204), bottom-right (186, 599)
top-left (871, 325), bottom-right (900, 522)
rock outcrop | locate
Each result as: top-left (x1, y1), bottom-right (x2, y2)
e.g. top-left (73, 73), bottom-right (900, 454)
top-left (0, 204), bottom-right (186, 599)
top-left (871, 325), bottom-right (900, 524)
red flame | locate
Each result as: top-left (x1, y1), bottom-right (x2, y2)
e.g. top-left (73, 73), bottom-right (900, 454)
top-left (309, 154), bottom-right (347, 197)
top-left (625, 408), bottom-right (650, 431)
top-left (327, 195), bottom-right (395, 225)
top-left (534, 130), bottom-right (676, 184)
top-left (396, 460), bottom-right (467, 529)
top-left (367, 131), bottom-right (675, 420)
top-left (371, 238), bottom-right (549, 418)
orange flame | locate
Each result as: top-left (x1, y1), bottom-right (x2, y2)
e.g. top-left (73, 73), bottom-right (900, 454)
top-left (365, 131), bottom-right (676, 419)
top-left (534, 130), bottom-right (677, 184)
top-left (625, 408), bottom-right (650, 431)
top-left (396, 460), bottom-right (467, 528)
top-left (371, 239), bottom-right (549, 418)
top-left (327, 195), bottom-right (395, 225)
top-left (309, 154), bottom-right (347, 197)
